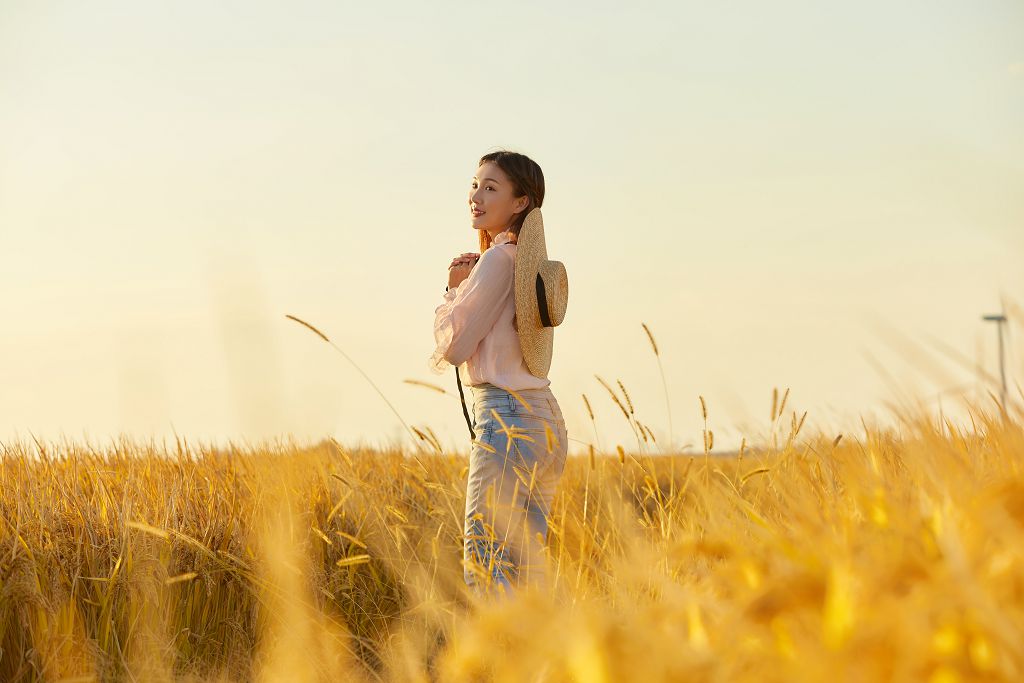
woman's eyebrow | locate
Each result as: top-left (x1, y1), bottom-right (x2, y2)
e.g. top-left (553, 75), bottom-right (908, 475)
top-left (472, 176), bottom-right (501, 184)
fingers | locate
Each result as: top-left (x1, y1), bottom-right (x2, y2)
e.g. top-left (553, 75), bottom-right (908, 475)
top-left (449, 263), bottom-right (475, 273)
top-left (449, 254), bottom-right (480, 268)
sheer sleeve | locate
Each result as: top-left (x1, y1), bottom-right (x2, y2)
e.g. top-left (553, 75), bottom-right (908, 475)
top-left (428, 247), bottom-right (514, 374)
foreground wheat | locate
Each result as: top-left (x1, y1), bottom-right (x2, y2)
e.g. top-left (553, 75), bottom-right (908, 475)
top-left (1, 398), bottom-right (1022, 682)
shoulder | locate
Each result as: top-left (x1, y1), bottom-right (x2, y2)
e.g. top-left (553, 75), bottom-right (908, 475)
top-left (470, 244), bottom-right (514, 283)
top-left (479, 243), bottom-right (516, 267)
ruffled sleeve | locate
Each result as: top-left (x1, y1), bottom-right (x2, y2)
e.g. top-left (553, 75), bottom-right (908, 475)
top-left (428, 247), bottom-right (514, 374)
top-left (428, 286), bottom-right (462, 373)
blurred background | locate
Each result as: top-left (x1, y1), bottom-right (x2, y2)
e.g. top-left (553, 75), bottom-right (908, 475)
top-left (1, 0), bottom-right (1021, 454)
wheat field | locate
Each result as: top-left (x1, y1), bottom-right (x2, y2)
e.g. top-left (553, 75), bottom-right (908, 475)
top-left (1, 384), bottom-right (1022, 682)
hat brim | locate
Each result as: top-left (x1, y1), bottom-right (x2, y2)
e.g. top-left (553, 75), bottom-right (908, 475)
top-left (514, 208), bottom-right (554, 378)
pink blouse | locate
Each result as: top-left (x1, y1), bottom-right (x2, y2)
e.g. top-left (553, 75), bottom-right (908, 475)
top-left (429, 230), bottom-right (551, 390)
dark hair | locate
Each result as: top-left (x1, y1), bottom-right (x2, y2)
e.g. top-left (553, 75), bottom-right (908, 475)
top-left (477, 149), bottom-right (545, 252)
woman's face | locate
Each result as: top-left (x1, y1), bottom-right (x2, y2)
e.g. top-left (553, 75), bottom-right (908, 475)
top-left (468, 162), bottom-right (528, 237)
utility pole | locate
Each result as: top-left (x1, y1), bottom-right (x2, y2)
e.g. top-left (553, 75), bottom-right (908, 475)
top-left (981, 312), bottom-right (1008, 407)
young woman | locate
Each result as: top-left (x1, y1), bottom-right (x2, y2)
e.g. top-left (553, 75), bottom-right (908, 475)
top-left (428, 150), bottom-right (569, 597)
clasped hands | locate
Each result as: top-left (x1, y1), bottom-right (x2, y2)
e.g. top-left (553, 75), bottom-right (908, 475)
top-left (448, 252), bottom-right (479, 290)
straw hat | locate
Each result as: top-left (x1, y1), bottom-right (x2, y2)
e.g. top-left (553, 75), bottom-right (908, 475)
top-left (513, 207), bottom-right (568, 378)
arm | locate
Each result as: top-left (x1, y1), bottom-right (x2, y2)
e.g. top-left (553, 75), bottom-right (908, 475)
top-left (428, 248), bottom-right (513, 374)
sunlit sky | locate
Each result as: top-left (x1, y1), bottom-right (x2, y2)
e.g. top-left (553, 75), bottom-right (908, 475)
top-left (1, 1), bottom-right (1022, 455)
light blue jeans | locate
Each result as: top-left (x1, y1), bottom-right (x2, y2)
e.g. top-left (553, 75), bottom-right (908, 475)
top-left (463, 382), bottom-right (569, 597)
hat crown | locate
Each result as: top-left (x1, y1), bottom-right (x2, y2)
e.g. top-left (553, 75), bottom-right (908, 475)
top-left (536, 261), bottom-right (568, 327)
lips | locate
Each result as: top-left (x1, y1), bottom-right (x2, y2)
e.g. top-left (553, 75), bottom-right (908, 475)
top-left (472, 209), bottom-right (486, 216)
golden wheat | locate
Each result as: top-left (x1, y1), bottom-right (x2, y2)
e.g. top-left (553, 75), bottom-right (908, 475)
top-left (0, 396), bottom-right (1021, 681)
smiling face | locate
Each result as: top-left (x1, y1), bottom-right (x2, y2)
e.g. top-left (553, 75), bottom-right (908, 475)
top-left (468, 162), bottom-right (529, 240)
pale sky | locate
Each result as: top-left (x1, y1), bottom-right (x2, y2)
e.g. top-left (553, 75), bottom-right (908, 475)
top-left (1, 0), bottom-right (1022, 455)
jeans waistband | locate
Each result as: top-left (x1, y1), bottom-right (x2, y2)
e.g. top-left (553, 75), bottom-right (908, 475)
top-left (471, 382), bottom-right (562, 420)
top-left (471, 382), bottom-right (553, 400)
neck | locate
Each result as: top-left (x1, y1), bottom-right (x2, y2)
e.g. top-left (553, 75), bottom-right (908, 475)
top-left (487, 228), bottom-right (514, 242)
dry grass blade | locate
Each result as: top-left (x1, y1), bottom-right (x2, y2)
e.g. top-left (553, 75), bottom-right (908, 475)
top-left (336, 554), bottom-right (371, 568)
top-left (285, 313), bottom-right (331, 343)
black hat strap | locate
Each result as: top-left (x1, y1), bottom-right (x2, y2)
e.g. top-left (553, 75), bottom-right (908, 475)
top-left (536, 273), bottom-right (552, 327)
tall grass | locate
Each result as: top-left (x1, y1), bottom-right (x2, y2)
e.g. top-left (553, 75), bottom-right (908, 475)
top-left (1, 391), bottom-right (1022, 681)
top-left (1, 313), bottom-right (1022, 681)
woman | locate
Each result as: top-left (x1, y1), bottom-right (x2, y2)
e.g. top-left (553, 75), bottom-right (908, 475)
top-left (428, 150), bottom-right (569, 597)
